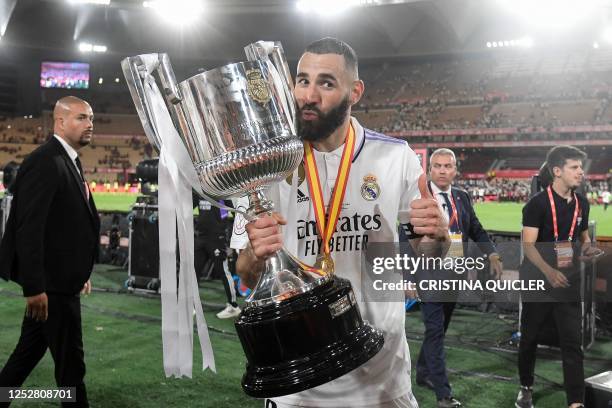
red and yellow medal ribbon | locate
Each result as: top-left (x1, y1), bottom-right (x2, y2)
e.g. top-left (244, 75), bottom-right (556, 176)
top-left (303, 124), bottom-right (356, 273)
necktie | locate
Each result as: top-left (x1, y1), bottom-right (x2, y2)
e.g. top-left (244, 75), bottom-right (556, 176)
top-left (439, 192), bottom-right (453, 225)
top-left (74, 157), bottom-right (90, 200)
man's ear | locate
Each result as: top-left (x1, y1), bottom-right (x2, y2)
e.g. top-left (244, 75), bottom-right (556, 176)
top-left (55, 117), bottom-right (62, 132)
top-left (350, 80), bottom-right (365, 106)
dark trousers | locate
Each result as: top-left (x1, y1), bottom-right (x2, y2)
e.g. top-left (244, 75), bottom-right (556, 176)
top-left (518, 302), bottom-right (584, 405)
top-left (194, 236), bottom-right (237, 307)
top-left (416, 301), bottom-right (456, 400)
top-left (0, 294), bottom-right (88, 407)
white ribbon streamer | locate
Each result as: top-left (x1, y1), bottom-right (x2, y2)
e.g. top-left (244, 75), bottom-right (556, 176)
top-left (265, 57), bottom-right (296, 136)
top-left (132, 48), bottom-right (296, 377)
top-left (140, 56), bottom-right (216, 378)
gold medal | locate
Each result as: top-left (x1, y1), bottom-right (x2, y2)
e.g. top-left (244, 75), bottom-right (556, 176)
top-left (315, 253), bottom-right (335, 275)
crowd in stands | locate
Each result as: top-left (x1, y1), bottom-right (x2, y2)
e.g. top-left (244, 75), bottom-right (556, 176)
top-left (586, 180), bottom-right (612, 206)
top-left (455, 177), bottom-right (531, 202)
top-left (0, 50), bottom-right (611, 186)
top-left (94, 146), bottom-right (132, 169)
top-left (0, 116), bottom-right (48, 144)
top-left (453, 177), bottom-right (610, 205)
top-left (358, 50), bottom-right (612, 133)
top-left (0, 114), bottom-right (148, 181)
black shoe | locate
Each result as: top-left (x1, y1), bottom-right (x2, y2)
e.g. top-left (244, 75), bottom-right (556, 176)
top-left (438, 396), bottom-right (461, 408)
top-left (416, 377), bottom-right (435, 390)
top-left (515, 386), bottom-right (534, 408)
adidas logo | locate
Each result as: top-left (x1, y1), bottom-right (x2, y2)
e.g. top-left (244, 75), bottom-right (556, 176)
top-left (297, 189), bottom-right (310, 203)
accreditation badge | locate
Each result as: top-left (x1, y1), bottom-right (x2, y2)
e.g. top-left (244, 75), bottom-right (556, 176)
top-left (448, 233), bottom-right (464, 258)
top-left (554, 241), bottom-right (574, 269)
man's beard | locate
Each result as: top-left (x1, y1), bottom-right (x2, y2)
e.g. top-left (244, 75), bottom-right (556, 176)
top-left (79, 133), bottom-right (92, 146)
top-left (296, 96), bottom-right (350, 142)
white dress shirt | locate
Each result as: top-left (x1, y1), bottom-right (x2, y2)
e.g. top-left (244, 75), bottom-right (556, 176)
top-left (54, 134), bottom-right (83, 178)
top-left (429, 180), bottom-right (452, 224)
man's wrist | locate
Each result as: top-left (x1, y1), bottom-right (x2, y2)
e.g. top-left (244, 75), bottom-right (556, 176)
top-left (246, 242), bottom-right (265, 264)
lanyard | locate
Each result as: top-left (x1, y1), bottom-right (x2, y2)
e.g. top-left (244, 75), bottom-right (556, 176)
top-left (303, 124), bottom-right (356, 261)
top-left (547, 186), bottom-right (580, 242)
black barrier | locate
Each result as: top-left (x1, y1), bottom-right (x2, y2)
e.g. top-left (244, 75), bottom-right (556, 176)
top-left (129, 212), bottom-right (159, 279)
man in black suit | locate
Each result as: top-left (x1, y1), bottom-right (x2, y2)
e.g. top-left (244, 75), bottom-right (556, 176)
top-left (0, 96), bottom-right (100, 407)
top-left (411, 148), bottom-right (502, 408)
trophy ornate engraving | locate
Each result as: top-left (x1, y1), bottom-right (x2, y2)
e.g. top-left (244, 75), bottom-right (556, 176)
top-left (122, 41), bottom-right (384, 398)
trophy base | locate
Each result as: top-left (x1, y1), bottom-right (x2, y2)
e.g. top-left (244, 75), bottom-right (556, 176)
top-left (235, 276), bottom-right (384, 398)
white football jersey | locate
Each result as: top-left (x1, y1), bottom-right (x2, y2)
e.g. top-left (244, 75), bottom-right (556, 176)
top-left (231, 117), bottom-right (423, 407)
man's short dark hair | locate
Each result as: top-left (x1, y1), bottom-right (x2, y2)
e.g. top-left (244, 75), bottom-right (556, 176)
top-left (545, 145), bottom-right (587, 173)
top-left (304, 37), bottom-right (359, 78)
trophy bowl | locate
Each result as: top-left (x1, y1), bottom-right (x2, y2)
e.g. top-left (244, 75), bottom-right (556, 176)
top-left (122, 42), bottom-right (384, 398)
top-left (236, 276), bottom-right (384, 398)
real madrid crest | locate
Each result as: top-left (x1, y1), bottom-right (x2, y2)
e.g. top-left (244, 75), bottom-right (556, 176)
top-left (361, 174), bottom-right (380, 201)
top-left (246, 69), bottom-right (271, 104)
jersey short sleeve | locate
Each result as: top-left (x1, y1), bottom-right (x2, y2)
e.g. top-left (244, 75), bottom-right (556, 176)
top-left (230, 196), bottom-right (250, 250)
top-left (522, 194), bottom-right (545, 229)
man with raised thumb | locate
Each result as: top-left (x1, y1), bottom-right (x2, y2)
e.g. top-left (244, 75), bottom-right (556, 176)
top-left (231, 37), bottom-right (448, 408)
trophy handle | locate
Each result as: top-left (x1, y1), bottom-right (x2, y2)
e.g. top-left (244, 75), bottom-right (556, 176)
top-left (244, 41), bottom-right (296, 133)
top-left (121, 53), bottom-right (192, 151)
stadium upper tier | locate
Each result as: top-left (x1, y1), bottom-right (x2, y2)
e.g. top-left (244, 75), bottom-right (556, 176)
top-left (351, 49), bottom-right (612, 133)
top-left (0, 114), bottom-right (149, 182)
top-left (358, 49), bottom-right (612, 106)
top-left (1, 48), bottom-right (612, 181)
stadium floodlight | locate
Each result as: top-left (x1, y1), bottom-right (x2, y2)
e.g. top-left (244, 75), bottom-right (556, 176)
top-left (98, 77), bottom-right (104, 84)
top-left (143, 0), bottom-right (204, 26)
top-left (296, 0), bottom-right (370, 15)
top-left (79, 42), bottom-right (107, 53)
top-left (497, 0), bottom-right (599, 30)
top-left (487, 37), bottom-right (533, 50)
top-left (68, 0), bottom-right (111, 5)
top-left (79, 42), bottom-right (93, 52)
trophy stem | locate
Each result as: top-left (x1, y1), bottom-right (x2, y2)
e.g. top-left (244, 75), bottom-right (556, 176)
top-left (245, 190), bottom-right (274, 221)
top-left (243, 189), bottom-right (328, 306)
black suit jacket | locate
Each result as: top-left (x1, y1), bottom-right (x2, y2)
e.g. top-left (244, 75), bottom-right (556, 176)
top-left (449, 187), bottom-right (496, 256)
top-left (0, 137), bottom-right (100, 296)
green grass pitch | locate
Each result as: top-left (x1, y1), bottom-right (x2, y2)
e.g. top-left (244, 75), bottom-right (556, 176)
top-left (93, 193), bottom-right (612, 237)
top-left (2, 268), bottom-right (611, 407)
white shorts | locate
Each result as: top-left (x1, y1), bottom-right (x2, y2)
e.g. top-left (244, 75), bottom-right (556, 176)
top-left (264, 392), bottom-right (419, 408)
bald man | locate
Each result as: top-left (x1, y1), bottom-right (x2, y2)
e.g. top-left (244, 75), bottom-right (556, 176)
top-left (0, 97), bottom-right (100, 407)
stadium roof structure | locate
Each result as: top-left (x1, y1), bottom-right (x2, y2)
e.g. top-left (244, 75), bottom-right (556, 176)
top-left (2, 0), bottom-right (612, 64)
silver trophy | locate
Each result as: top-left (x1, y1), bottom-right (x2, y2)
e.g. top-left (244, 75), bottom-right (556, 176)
top-left (122, 42), bottom-right (383, 398)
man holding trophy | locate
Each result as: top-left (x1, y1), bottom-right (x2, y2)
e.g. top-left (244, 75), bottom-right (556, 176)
top-left (233, 38), bottom-right (449, 408)
top-left (122, 35), bottom-right (447, 408)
